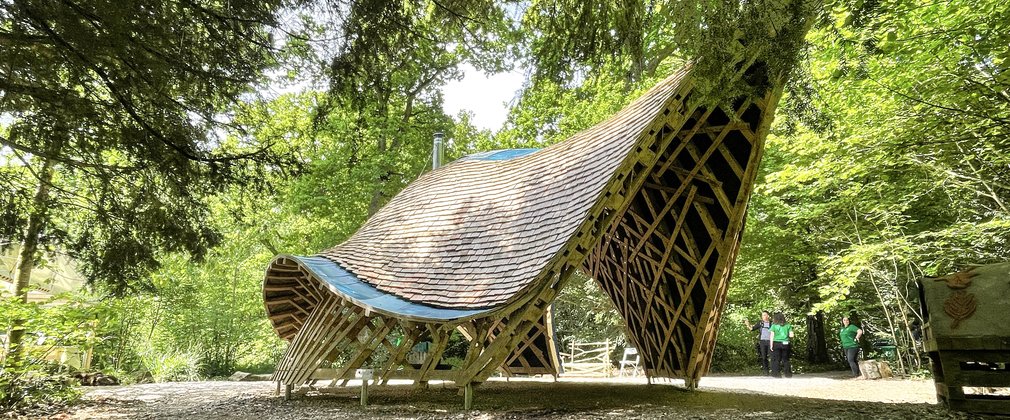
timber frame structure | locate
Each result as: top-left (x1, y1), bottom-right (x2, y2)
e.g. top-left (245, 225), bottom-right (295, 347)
top-left (263, 61), bottom-right (785, 404)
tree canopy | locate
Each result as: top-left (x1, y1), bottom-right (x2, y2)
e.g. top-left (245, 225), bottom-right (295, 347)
top-left (1, 0), bottom-right (296, 294)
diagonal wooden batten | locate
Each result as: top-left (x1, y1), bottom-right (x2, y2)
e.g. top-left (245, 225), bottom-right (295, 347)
top-left (415, 325), bottom-right (451, 385)
top-left (273, 295), bottom-right (338, 377)
top-left (327, 316), bottom-right (395, 384)
top-left (459, 320), bottom-right (489, 374)
top-left (456, 303), bottom-right (539, 384)
top-left (471, 279), bottom-right (571, 383)
top-left (273, 295), bottom-right (343, 383)
top-left (585, 85), bottom-right (776, 384)
top-left (291, 310), bottom-right (370, 385)
top-left (377, 325), bottom-right (423, 385)
top-left (281, 301), bottom-right (348, 384)
top-left (685, 88), bottom-right (784, 382)
top-left (500, 311), bottom-right (558, 375)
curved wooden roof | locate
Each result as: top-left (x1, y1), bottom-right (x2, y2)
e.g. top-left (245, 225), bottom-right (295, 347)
top-left (316, 67), bottom-right (691, 309)
top-left (263, 58), bottom-right (783, 389)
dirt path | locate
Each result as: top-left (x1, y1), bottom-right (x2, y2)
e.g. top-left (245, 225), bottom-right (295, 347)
top-left (58, 372), bottom-right (989, 419)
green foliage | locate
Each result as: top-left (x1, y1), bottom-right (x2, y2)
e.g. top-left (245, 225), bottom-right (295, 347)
top-left (522, 0), bottom-right (818, 103)
top-left (753, 0), bottom-right (1010, 311)
top-left (2, 0), bottom-right (1006, 385)
top-left (723, 0), bottom-right (1010, 373)
top-left (0, 370), bottom-right (80, 415)
top-left (711, 306), bottom-right (761, 373)
top-left (1, 0), bottom-right (299, 295)
top-left (137, 346), bottom-right (202, 383)
top-left (0, 296), bottom-right (93, 414)
top-left (553, 272), bottom-right (625, 346)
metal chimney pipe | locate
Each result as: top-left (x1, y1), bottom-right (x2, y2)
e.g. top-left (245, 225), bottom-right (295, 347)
top-left (432, 132), bottom-right (444, 170)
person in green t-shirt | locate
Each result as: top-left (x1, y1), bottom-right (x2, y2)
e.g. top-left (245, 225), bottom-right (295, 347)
top-left (767, 312), bottom-right (794, 378)
top-left (840, 316), bottom-right (863, 378)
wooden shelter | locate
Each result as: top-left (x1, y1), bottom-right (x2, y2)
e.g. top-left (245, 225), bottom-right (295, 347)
top-left (919, 263), bottom-right (1010, 414)
top-left (263, 61), bottom-right (783, 406)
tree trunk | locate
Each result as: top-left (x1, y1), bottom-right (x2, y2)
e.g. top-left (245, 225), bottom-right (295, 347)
top-left (805, 310), bottom-right (829, 363)
top-left (868, 270), bottom-right (906, 374)
top-left (6, 153), bottom-right (58, 365)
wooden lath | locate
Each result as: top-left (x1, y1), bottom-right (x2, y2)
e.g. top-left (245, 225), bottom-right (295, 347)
top-left (585, 91), bottom-right (780, 386)
top-left (265, 263), bottom-right (565, 394)
top-left (496, 309), bottom-right (560, 377)
top-left (263, 257), bottom-right (326, 341)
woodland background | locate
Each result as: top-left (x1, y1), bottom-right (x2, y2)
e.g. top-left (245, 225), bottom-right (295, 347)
top-left (1, 0), bottom-right (1007, 411)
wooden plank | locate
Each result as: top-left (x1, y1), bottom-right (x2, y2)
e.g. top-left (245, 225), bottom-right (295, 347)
top-left (947, 398), bottom-right (1010, 415)
top-left (416, 326), bottom-right (452, 384)
top-left (378, 325), bottom-right (423, 385)
top-left (931, 337), bottom-right (1010, 351)
top-left (330, 317), bottom-right (395, 382)
top-left (954, 371), bottom-right (1010, 387)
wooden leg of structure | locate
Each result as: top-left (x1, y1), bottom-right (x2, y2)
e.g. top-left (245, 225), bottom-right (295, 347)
top-left (463, 382), bottom-right (474, 410)
top-left (360, 380), bottom-right (368, 406)
top-left (416, 326), bottom-right (451, 387)
top-left (284, 384), bottom-right (292, 400)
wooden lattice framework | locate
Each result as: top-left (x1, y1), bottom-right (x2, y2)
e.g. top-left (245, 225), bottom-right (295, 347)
top-left (583, 93), bottom-right (772, 386)
top-left (263, 61), bottom-right (785, 403)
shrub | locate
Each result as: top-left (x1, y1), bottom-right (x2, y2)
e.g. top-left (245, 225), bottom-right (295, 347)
top-left (0, 369), bottom-right (81, 416)
top-left (138, 347), bottom-right (202, 382)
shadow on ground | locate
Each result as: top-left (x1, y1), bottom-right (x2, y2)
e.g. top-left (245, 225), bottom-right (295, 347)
top-left (65, 378), bottom-right (991, 419)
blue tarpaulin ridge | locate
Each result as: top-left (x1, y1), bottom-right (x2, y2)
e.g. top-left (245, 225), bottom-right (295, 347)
top-left (287, 255), bottom-right (495, 322)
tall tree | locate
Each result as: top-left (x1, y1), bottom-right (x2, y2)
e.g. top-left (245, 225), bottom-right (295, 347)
top-left (727, 0), bottom-right (1010, 372)
top-left (0, 0), bottom-right (295, 360)
top-left (284, 1), bottom-right (515, 215)
top-left (521, 0), bottom-right (816, 102)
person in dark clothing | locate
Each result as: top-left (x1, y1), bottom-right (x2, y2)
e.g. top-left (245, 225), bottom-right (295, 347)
top-left (742, 311), bottom-right (772, 375)
top-left (768, 312), bottom-right (794, 378)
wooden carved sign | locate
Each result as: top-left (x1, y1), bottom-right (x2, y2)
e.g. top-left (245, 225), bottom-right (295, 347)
top-left (943, 290), bottom-right (977, 329)
top-left (935, 268), bottom-right (979, 329)
top-left (935, 269), bottom-right (977, 289)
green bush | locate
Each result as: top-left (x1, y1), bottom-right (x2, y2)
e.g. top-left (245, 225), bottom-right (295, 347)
top-left (138, 347), bottom-right (202, 382)
top-left (712, 310), bottom-right (763, 373)
top-left (0, 369), bottom-right (81, 416)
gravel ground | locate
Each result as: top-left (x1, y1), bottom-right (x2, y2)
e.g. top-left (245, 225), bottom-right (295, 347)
top-left (48, 372), bottom-right (1001, 419)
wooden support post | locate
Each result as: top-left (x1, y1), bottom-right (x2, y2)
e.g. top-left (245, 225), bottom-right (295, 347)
top-left (284, 384), bottom-right (292, 400)
top-left (605, 339), bottom-right (611, 377)
top-left (360, 379), bottom-right (368, 406)
top-left (416, 326), bottom-right (450, 386)
top-left (275, 381), bottom-right (281, 396)
top-left (685, 377), bottom-right (698, 389)
top-left (464, 382), bottom-right (474, 410)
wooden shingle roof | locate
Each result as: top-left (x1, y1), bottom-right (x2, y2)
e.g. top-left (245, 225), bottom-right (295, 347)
top-left (317, 67), bottom-right (691, 309)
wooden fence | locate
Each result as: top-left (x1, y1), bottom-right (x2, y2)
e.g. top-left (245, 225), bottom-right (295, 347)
top-left (560, 340), bottom-right (612, 377)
